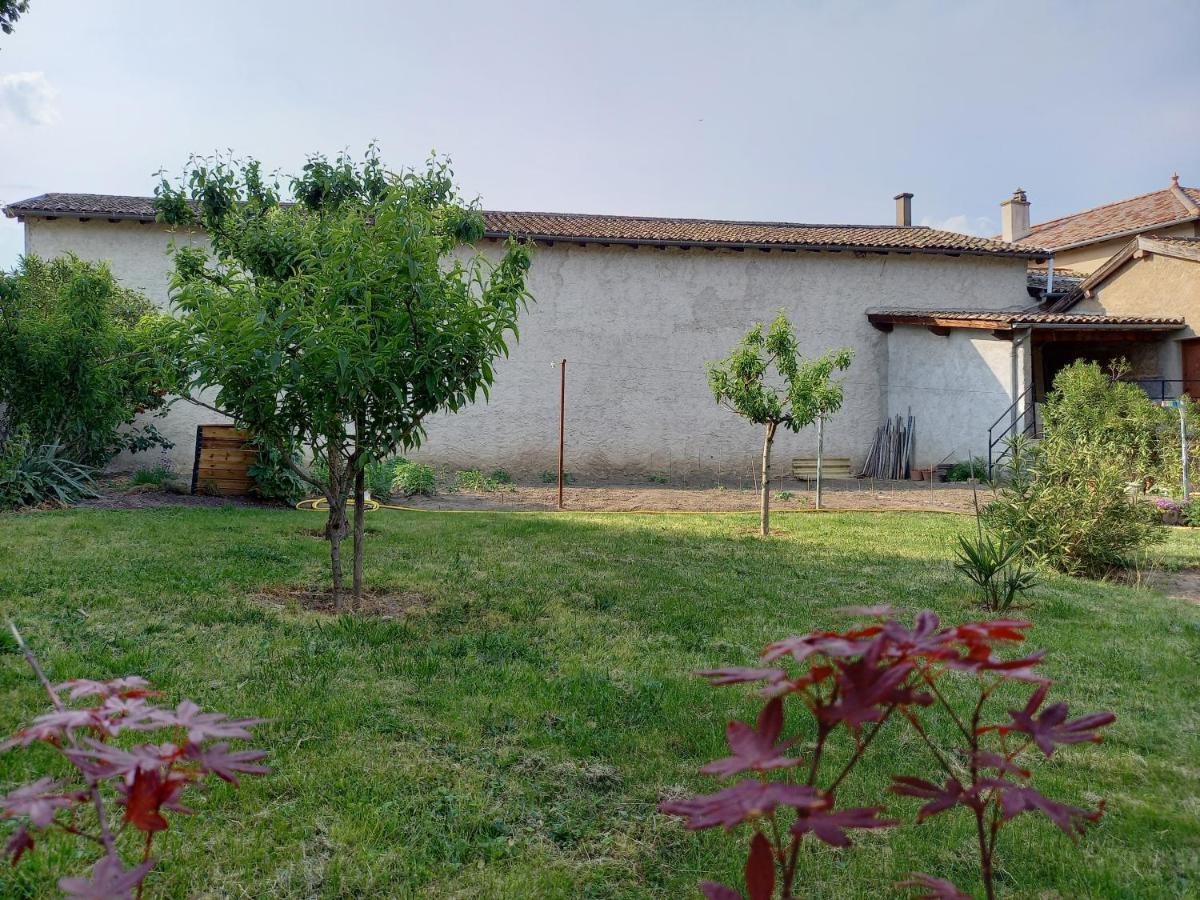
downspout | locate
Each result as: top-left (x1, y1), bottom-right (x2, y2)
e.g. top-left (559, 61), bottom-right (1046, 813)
top-left (1044, 256), bottom-right (1055, 296)
top-left (1010, 327), bottom-right (1032, 432)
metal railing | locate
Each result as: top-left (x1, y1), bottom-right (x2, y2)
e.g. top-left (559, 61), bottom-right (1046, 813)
top-left (987, 385), bottom-right (1039, 478)
top-left (1122, 379), bottom-right (1200, 401)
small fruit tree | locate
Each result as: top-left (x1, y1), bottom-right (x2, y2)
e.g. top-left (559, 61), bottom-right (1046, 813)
top-left (156, 148), bottom-right (533, 607)
top-left (707, 313), bottom-right (852, 534)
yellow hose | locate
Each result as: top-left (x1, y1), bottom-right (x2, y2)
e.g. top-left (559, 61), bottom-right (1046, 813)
top-left (293, 497), bottom-right (966, 516)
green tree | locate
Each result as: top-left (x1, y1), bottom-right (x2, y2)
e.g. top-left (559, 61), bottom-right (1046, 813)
top-left (707, 313), bottom-right (852, 535)
top-left (0, 0), bottom-right (30, 38)
top-left (0, 254), bottom-right (176, 467)
top-left (156, 148), bottom-right (533, 607)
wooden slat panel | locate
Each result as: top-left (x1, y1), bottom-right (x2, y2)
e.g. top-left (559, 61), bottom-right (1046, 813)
top-left (192, 424), bottom-right (257, 496)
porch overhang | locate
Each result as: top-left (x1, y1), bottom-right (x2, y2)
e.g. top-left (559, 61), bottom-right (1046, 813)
top-left (866, 308), bottom-right (1185, 341)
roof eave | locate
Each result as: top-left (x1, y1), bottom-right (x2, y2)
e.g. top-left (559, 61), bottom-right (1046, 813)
top-left (483, 230), bottom-right (1049, 260)
top-left (3, 207), bottom-right (158, 223)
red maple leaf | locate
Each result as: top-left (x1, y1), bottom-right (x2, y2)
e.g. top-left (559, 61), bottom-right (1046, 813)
top-left (789, 804), bottom-right (898, 847)
top-left (898, 873), bottom-right (972, 899)
top-left (700, 698), bottom-right (802, 777)
top-left (1007, 684), bottom-right (1116, 757)
top-left (891, 775), bottom-right (971, 820)
top-left (660, 780), bottom-right (823, 831)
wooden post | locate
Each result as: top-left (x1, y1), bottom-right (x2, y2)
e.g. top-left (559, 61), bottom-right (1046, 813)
top-left (815, 414), bottom-right (825, 511)
top-left (558, 358), bottom-right (566, 509)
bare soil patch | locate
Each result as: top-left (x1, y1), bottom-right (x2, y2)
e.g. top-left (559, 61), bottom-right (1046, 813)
top-left (253, 584), bottom-right (432, 617)
top-left (1136, 567), bottom-right (1200, 604)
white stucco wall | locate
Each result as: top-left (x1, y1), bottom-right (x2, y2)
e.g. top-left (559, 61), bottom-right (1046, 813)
top-left (20, 216), bottom-right (1030, 479)
top-left (883, 326), bottom-right (1028, 468)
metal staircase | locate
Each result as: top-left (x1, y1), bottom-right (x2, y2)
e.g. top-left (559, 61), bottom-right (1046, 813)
top-left (987, 386), bottom-right (1040, 478)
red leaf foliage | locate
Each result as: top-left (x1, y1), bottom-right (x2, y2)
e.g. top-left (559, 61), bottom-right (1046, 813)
top-left (744, 831), bottom-right (775, 900)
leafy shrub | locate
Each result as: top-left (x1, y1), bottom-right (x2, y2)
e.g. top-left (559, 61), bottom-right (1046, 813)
top-left (0, 429), bottom-right (98, 509)
top-left (944, 457), bottom-right (986, 482)
top-left (662, 607), bottom-right (1112, 899)
top-left (985, 363), bottom-right (1163, 576)
top-left (454, 468), bottom-right (502, 492)
top-left (775, 490), bottom-right (794, 501)
top-left (954, 529), bottom-right (1037, 612)
top-left (490, 468), bottom-right (514, 485)
top-left (646, 473), bottom-right (669, 484)
top-left (248, 443), bottom-right (309, 504)
top-left (365, 459), bottom-right (397, 499)
top-left (129, 463), bottom-right (175, 487)
top-left (0, 255), bottom-right (178, 468)
top-left (392, 459), bottom-right (436, 496)
top-left (541, 469), bottom-right (575, 484)
top-left (0, 625), bottom-right (269, 895)
top-left (1184, 500), bottom-right (1200, 527)
top-left (986, 436), bottom-right (1159, 577)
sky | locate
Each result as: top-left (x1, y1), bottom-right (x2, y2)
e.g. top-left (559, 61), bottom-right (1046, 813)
top-left (2, 0), bottom-right (1199, 267)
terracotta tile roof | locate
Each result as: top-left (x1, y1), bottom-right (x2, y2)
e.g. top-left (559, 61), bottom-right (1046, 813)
top-left (1011, 181), bottom-right (1200, 251)
top-left (3, 192), bottom-right (1049, 260)
top-left (866, 307), bottom-right (1184, 330)
top-left (480, 210), bottom-right (1045, 258)
top-left (3, 192), bottom-right (160, 219)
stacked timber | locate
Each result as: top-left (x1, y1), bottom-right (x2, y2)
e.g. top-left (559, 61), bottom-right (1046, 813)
top-left (858, 413), bottom-right (914, 480)
top-left (190, 425), bottom-right (257, 496)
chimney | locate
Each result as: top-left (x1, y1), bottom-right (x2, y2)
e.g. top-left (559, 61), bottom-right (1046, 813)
top-left (1001, 188), bottom-right (1031, 242)
top-left (894, 192), bottom-right (913, 227)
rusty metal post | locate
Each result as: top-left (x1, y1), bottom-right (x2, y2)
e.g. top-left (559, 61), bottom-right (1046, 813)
top-left (558, 358), bottom-right (566, 509)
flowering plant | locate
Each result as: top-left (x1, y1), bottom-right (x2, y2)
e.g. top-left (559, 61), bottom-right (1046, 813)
top-left (1, 624), bottom-right (269, 898)
top-left (660, 608), bottom-right (1113, 900)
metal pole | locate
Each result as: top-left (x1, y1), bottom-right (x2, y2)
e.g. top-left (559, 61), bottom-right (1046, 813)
top-left (815, 414), bottom-right (824, 511)
top-left (1181, 404), bottom-right (1190, 502)
top-left (558, 358), bottom-right (566, 509)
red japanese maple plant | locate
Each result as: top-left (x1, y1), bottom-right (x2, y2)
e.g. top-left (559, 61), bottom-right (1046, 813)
top-left (660, 607), bottom-right (1114, 900)
top-left (1, 624), bottom-right (269, 898)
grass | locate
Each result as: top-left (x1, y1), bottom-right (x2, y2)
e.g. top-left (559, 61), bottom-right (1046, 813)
top-left (1, 507), bottom-right (1198, 897)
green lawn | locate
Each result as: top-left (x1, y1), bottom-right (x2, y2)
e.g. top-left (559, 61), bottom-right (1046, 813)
top-left (1, 506), bottom-right (1198, 898)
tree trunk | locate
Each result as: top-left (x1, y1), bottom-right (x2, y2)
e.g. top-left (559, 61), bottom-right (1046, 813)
top-left (325, 448), bottom-right (349, 610)
top-left (327, 489), bottom-right (347, 610)
top-left (760, 422), bottom-right (777, 536)
top-left (352, 465), bottom-right (366, 605)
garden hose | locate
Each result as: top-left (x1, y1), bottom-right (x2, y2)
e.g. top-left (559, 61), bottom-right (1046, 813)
top-left (292, 497), bottom-right (967, 516)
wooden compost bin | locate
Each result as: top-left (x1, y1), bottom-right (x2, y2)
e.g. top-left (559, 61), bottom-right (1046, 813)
top-left (190, 425), bottom-right (256, 496)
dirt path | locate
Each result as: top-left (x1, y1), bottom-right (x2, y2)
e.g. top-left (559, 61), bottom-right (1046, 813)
top-left (1140, 568), bottom-right (1200, 604)
top-left (398, 479), bottom-right (979, 514)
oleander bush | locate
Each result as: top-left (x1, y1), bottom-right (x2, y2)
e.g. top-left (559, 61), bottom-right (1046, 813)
top-left (986, 363), bottom-right (1163, 576)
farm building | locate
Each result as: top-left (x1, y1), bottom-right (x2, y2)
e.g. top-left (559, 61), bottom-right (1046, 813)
top-left (5, 187), bottom-right (1192, 480)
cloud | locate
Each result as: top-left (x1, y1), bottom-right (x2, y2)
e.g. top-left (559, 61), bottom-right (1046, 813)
top-left (0, 72), bottom-right (59, 126)
top-left (919, 213), bottom-right (996, 237)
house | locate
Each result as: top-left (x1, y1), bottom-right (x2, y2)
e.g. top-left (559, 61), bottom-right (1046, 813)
top-left (1005, 178), bottom-right (1200, 404)
top-left (3, 189), bottom-right (1176, 482)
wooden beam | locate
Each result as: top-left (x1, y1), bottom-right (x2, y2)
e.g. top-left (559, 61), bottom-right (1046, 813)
top-left (927, 325), bottom-right (951, 337)
top-left (870, 321), bottom-right (893, 333)
top-left (1031, 329), bottom-right (1168, 344)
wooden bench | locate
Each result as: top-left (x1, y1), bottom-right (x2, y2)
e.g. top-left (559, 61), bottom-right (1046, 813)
top-left (791, 457), bottom-right (853, 482)
top-left (190, 424), bottom-right (257, 496)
